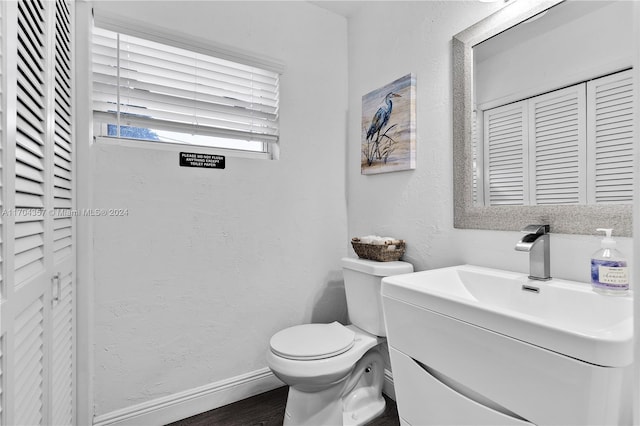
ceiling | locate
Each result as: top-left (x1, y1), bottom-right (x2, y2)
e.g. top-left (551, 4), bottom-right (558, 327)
top-left (307, 1), bottom-right (366, 18)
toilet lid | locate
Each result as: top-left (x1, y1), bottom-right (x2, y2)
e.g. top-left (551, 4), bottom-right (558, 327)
top-left (270, 322), bottom-right (356, 361)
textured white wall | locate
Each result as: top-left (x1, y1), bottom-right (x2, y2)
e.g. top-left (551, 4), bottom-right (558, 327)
top-left (346, 1), bottom-right (632, 281)
top-left (90, 1), bottom-right (349, 415)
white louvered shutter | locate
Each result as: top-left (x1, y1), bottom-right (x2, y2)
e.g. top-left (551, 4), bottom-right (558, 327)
top-left (15, 0), bottom-right (47, 284)
top-left (483, 100), bottom-right (529, 206)
top-left (587, 69), bottom-right (635, 204)
top-left (0, 336), bottom-right (3, 421)
top-left (0, 6), bottom-right (2, 419)
top-left (0, 2), bottom-right (3, 303)
top-left (529, 85), bottom-right (587, 205)
top-left (50, 1), bottom-right (75, 424)
top-left (12, 1), bottom-right (49, 424)
top-left (1, 1), bottom-right (75, 425)
top-left (0, 1), bottom-right (4, 419)
top-left (0, 0), bottom-right (3, 404)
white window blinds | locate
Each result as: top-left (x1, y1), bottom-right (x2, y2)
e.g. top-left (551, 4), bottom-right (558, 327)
top-left (92, 26), bottom-right (280, 147)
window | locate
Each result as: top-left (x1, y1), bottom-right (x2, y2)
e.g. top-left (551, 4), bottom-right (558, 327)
top-left (476, 69), bottom-right (634, 206)
top-left (92, 25), bottom-right (281, 154)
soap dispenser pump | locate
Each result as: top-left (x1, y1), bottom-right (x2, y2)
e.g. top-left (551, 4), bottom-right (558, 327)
top-left (590, 228), bottom-right (629, 295)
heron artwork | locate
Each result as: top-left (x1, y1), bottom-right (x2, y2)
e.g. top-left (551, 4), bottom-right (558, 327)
top-left (364, 92), bottom-right (401, 165)
top-left (361, 73), bottom-right (416, 175)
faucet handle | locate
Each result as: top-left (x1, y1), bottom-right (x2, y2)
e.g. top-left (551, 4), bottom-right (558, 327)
top-left (521, 224), bottom-right (550, 234)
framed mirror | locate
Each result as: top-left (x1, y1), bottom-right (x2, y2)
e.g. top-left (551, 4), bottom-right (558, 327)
top-left (453, 0), bottom-right (634, 236)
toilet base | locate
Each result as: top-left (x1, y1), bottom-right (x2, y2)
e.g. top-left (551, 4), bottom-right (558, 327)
top-left (283, 378), bottom-right (348, 426)
top-left (342, 348), bottom-right (386, 426)
top-left (282, 347), bottom-right (386, 426)
top-left (343, 395), bottom-right (385, 426)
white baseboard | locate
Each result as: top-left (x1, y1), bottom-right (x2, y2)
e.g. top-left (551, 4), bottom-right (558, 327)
top-left (383, 368), bottom-right (396, 401)
top-left (93, 366), bottom-right (396, 425)
top-left (92, 368), bottom-right (284, 426)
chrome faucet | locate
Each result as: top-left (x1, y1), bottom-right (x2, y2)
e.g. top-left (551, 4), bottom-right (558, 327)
top-left (515, 224), bottom-right (551, 281)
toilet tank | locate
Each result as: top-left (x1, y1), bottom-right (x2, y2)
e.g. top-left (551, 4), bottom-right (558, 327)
top-left (341, 257), bottom-right (413, 336)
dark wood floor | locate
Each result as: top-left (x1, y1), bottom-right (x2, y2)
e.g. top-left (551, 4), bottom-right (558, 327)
top-left (167, 386), bottom-right (400, 426)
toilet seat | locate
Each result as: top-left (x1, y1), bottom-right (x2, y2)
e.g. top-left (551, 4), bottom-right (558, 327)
top-left (270, 322), bottom-right (355, 361)
top-left (267, 324), bottom-right (384, 389)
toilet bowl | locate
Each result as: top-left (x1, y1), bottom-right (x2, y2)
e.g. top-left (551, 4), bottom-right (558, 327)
top-left (266, 257), bottom-right (413, 426)
top-left (268, 323), bottom-right (386, 425)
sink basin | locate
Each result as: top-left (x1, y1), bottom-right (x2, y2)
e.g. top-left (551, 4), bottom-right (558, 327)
top-left (381, 264), bottom-right (633, 367)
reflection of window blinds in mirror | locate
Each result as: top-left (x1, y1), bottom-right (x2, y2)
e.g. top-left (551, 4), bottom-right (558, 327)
top-left (472, 110), bottom-right (479, 204)
top-left (587, 70), bottom-right (634, 204)
top-left (483, 101), bottom-right (528, 206)
top-left (481, 69), bottom-right (633, 207)
top-left (530, 85), bottom-right (586, 205)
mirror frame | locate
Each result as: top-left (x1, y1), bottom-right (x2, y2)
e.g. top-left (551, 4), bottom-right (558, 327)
top-left (452, 0), bottom-right (632, 236)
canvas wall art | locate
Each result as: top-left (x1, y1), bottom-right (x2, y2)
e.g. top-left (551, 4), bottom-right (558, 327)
top-left (361, 73), bottom-right (416, 174)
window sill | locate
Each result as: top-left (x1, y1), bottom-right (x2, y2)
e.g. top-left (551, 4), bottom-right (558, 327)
top-left (94, 136), bottom-right (273, 160)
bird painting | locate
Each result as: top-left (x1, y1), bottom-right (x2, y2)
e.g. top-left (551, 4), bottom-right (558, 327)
top-left (361, 73), bottom-right (416, 174)
top-left (363, 91), bottom-right (401, 164)
top-left (366, 92), bottom-right (401, 146)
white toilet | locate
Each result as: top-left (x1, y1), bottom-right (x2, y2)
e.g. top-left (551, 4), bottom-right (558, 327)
top-left (267, 257), bottom-right (413, 426)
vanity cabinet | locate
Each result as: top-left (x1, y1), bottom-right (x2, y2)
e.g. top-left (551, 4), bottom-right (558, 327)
top-left (383, 296), bottom-right (631, 426)
top-left (389, 347), bottom-right (534, 426)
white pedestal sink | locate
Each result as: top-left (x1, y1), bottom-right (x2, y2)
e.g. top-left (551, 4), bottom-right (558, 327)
top-left (381, 265), bottom-right (633, 426)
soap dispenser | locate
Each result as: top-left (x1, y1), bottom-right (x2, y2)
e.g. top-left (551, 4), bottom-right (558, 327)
top-left (590, 228), bottom-right (629, 295)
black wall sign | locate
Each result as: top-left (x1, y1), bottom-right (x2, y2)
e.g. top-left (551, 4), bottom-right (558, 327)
top-left (179, 152), bottom-right (225, 169)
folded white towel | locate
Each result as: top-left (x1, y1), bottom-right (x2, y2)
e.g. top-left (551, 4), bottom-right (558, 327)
top-left (358, 235), bottom-right (398, 245)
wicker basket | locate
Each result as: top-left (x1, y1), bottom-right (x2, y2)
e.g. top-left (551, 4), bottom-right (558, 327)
top-left (351, 237), bottom-right (405, 262)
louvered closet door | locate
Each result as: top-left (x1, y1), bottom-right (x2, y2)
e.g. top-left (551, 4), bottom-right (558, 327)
top-left (50, 1), bottom-right (74, 424)
top-left (586, 69), bottom-right (635, 204)
top-left (1, 1), bottom-right (75, 425)
top-left (483, 100), bottom-right (529, 206)
top-left (7, 1), bottom-right (51, 424)
top-left (528, 85), bottom-right (587, 205)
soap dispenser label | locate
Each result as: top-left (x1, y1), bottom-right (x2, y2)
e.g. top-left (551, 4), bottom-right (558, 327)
top-left (591, 259), bottom-right (629, 290)
top-left (597, 265), bottom-right (629, 286)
